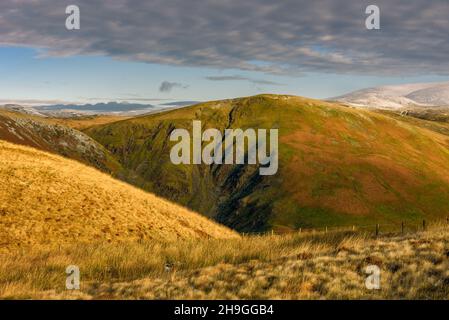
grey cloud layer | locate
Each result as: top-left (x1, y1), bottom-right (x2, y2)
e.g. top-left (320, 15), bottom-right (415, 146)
top-left (0, 0), bottom-right (448, 75)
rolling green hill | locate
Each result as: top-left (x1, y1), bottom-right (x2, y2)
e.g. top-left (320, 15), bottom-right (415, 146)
top-left (86, 95), bottom-right (449, 232)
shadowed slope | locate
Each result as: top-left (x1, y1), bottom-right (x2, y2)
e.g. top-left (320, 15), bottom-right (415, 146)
top-left (0, 110), bottom-right (124, 175)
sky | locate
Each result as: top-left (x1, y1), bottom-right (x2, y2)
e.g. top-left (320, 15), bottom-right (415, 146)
top-left (1, 0), bottom-right (449, 105)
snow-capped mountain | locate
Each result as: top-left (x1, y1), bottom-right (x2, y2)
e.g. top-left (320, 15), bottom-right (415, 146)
top-left (332, 82), bottom-right (449, 110)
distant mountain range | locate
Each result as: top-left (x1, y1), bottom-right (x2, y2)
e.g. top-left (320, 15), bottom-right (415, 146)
top-left (40, 101), bottom-right (155, 112)
top-left (332, 81), bottom-right (449, 109)
top-left (0, 101), bottom-right (200, 117)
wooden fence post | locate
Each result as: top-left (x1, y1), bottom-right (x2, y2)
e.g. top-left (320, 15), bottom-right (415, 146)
top-left (375, 224), bottom-right (379, 237)
top-left (422, 219), bottom-right (426, 231)
top-left (325, 226), bottom-right (328, 234)
top-left (401, 222), bottom-right (404, 235)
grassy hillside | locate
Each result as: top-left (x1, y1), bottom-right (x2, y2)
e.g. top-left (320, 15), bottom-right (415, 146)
top-left (86, 95), bottom-right (449, 232)
top-left (376, 109), bottom-right (449, 136)
top-left (0, 110), bottom-right (123, 175)
top-left (49, 115), bottom-right (131, 130)
top-left (0, 140), bottom-right (238, 251)
top-left (386, 107), bottom-right (449, 124)
top-left (1, 223), bottom-right (448, 299)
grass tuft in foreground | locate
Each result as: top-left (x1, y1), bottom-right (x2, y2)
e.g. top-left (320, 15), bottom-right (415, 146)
top-left (1, 222), bottom-right (448, 299)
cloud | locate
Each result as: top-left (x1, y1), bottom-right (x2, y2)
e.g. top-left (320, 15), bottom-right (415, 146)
top-left (0, 1), bottom-right (448, 76)
top-left (205, 75), bottom-right (283, 86)
top-left (159, 81), bottom-right (188, 93)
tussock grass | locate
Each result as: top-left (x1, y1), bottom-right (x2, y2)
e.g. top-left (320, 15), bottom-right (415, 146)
top-left (1, 224), bottom-right (448, 299)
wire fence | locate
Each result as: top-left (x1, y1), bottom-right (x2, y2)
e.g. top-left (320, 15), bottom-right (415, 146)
top-left (242, 217), bottom-right (449, 237)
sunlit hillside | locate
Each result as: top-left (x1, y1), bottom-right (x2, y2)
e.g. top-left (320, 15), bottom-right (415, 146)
top-left (1, 223), bottom-right (447, 299)
top-left (86, 95), bottom-right (449, 232)
top-left (50, 115), bottom-right (131, 131)
top-left (0, 140), bottom-right (238, 252)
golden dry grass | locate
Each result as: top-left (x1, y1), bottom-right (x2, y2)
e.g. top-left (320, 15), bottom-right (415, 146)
top-left (0, 223), bottom-right (448, 299)
top-left (0, 139), bottom-right (238, 252)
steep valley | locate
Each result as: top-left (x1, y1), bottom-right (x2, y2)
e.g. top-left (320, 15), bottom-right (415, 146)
top-left (86, 95), bottom-right (449, 232)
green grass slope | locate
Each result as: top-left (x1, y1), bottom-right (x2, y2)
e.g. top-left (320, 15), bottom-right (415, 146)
top-left (86, 95), bottom-right (449, 232)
